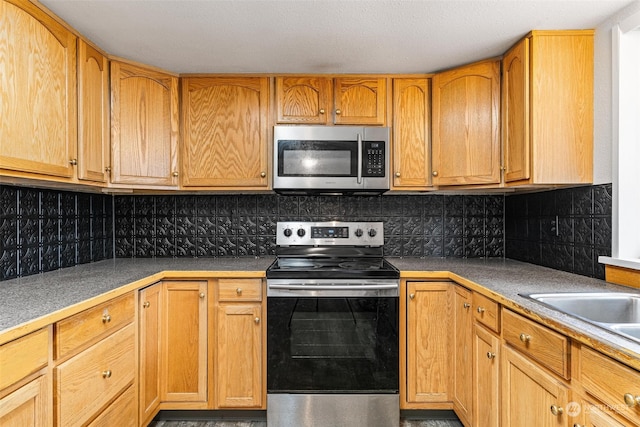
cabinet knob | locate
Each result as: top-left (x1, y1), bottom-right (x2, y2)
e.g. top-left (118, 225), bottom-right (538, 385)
top-left (463, 303), bottom-right (471, 309)
top-left (550, 405), bottom-right (564, 416)
top-left (432, 171), bottom-right (438, 177)
top-left (254, 317), bottom-right (260, 324)
top-left (573, 424), bottom-right (585, 427)
top-left (395, 172), bottom-right (401, 178)
top-left (260, 172), bottom-right (266, 178)
top-left (335, 109), bottom-right (341, 115)
top-left (142, 301), bottom-right (150, 308)
top-left (319, 108), bottom-right (325, 114)
top-left (102, 313), bottom-right (111, 323)
top-left (236, 288), bottom-right (242, 295)
top-left (476, 306), bottom-right (485, 313)
top-left (102, 369), bottom-right (112, 379)
top-left (624, 393), bottom-right (640, 407)
top-left (105, 166), bottom-right (111, 173)
top-left (409, 293), bottom-right (415, 300)
top-left (519, 333), bottom-right (532, 343)
top-left (199, 292), bottom-right (205, 299)
top-left (172, 171), bottom-right (179, 177)
top-left (486, 352), bottom-right (496, 359)
top-left (69, 159), bottom-right (77, 166)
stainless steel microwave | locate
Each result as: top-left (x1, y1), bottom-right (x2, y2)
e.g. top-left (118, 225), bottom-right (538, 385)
top-left (273, 125), bottom-right (390, 195)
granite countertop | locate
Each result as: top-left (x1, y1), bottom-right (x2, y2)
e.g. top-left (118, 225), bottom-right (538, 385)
top-left (1, 256), bottom-right (640, 368)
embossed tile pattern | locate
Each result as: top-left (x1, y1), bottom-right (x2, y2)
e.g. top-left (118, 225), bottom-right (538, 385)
top-left (505, 184), bottom-right (612, 279)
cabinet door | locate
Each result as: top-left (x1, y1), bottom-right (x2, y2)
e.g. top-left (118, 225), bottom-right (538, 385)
top-left (405, 282), bottom-right (450, 405)
top-left (432, 60), bottom-right (501, 186)
top-left (162, 281), bottom-right (207, 403)
top-left (392, 78), bottom-right (432, 190)
top-left (0, 375), bottom-right (50, 427)
top-left (583, 401), bottom-right (629, 427)
top-left (452, 286), bottom-right (472, 424)
top-left (502, 345), bottom-right (569, 427)
top-left (110, 61), bottom-right (179, 186)
top-left (502, 37), bottom-right (530, 183)
top-left (473, 324), bottom-right (499, 427)
top-left (215, 302), bottom-right (263, 408)
top-left (334, 77), bottom-right (386, 125)
top-left (276, 76), bottom-right (332, 124)
top-left (181, 77), bottom-right (269, 188)
top-left (0, 0), bottom-right (77, 179)
top-left (77, 40), bottom-right (109, 183)
top-left (139, 283), bottom-right (162, 424)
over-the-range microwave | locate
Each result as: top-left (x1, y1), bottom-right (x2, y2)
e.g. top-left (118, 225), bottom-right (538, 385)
top-left (273, 125), bottom-right (390, 195)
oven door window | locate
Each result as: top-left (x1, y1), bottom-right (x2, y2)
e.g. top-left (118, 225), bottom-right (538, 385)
top-left (267, 297), bottom-right (398, 393)
top-left (277, 140), bottom-right (358, 177)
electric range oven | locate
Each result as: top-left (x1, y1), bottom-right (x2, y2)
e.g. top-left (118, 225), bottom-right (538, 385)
top-left (266, 221), bottom-right (400, 427)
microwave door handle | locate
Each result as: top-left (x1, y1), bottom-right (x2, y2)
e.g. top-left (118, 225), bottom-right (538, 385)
top-left (357, 133), bottom-right (363, 184)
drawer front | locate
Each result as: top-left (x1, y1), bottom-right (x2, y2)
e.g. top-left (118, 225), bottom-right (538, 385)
top-left (56, 323), bottom-right (135, 427)
top-left (0, 328), bottom-right (49, 390)
top-left (502, 309), bottom-right (570, 379)
top-left (473, 293), bottom-right (500, 332)
top-left (580, 345), bottom-right (640, 424)
top-left (218, 278), bottom-right (262, 301)
top-left (87, 384), bottom-right (136, 427)
top-left (55, 293), bottom-right (135, 359)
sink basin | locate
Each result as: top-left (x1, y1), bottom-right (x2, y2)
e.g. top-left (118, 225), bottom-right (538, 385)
top-left (520, 292), bottom-right (640, 344)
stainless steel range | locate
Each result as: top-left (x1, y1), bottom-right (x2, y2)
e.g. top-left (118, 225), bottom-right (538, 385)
top-left (266, 221), bottom-right (400, 427)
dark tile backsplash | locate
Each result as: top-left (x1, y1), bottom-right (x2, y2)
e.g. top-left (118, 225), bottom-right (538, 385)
top-left (505, 184), bottom-right (612, 279)
top-left (0, 183), bottom-right (613, 282)
top-left (0, 185), bottom-right (114, 281)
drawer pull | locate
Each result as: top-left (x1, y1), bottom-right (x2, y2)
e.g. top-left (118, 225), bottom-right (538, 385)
top-left (519, 333), bottom-right (531, 343)
top-left (254, 317), bottom-right (260, 324)
top-left (102, 314), bottom-right (111, 323)
top-left (550, 405), bottom-right (564, 416)
top-left (236, 288), bottom-right (243, 295)
top-left (487, 352), bottom-right (496, 360)
top-left (463, 303), bottom-right (471, 309)
top-left (624, 393), bottom-right (640, 407)
top-left (409, 293), bottom-right (415, 300)
top-left (142, 301), bottom-right (150, 308)
top-left (477, 307), bottom-right (485, 313)
top-left (102, 370), bottom-right (112, 379)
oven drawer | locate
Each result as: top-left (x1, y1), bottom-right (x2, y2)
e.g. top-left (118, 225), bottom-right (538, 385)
top-left (218, 278), bottom-right (262, 301)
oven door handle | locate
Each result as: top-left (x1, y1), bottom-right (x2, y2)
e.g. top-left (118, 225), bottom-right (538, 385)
top-left (268, 283), bottom-right (398, 290)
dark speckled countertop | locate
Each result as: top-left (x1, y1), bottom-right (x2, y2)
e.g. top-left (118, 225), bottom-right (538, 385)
top-left (1, 256), bottom-right (639, 369)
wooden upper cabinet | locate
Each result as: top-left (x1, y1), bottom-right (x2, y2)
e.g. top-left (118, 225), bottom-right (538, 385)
top-left (503, 31), bottom-right (594, 186)
top-left (392, 78), bottom-right (431, 190)
top-left (77, 40), bottom-right (109, 183)
top-left (181, 77), bottom-right (269, 188)
top-left (0, 0), bottom-right (77, 179)
top-left (275, 76), bottom-right (332, 124)
top-left (275, 76), bottom-right (386, 125)
top-left (110, 61), bottom-right (179, 187)
top-left (432, 59), bottom-right (501, 186)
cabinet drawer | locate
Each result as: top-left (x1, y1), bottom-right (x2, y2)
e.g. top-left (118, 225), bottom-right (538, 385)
top-left (55, 293), bottom-right (135, 359)
top-left (0, 328), bottom-right (49, 390)
top-left (473, 293), bottom-right (500, 332)
top-left (218, 278), bottom-right (262, 301)
top-left (87, 384), bottom-right (136, 427)
top-left (56, 323), bottom-right (135, 427)
top-left (502, 309), bottom-right (570, 379)
top-left (580, 345), bottom-right (640, 424)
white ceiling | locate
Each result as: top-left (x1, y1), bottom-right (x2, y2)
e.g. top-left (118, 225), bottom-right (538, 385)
top-left (40, 0), bottom-right (635, 74)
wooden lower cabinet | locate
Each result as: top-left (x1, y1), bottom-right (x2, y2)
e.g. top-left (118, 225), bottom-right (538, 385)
top-left (502, 344), bottom-right (569, 427)
top-left (574, 399), bottom-right (630, 427)
top-left (88, 384), bottom-right (136, 427)
top-left (0, 375), bottom-right (50, 427)
top-left (452, 285), bottom-right (473, 425)
top-left (403, 281), bottom-right (451, 407)
top-left (161, 281), bottom-right (208, 404)
top-left (139, 283), bottom-right (162, 425)
top-left (472, 324), bottom-right (499, 427)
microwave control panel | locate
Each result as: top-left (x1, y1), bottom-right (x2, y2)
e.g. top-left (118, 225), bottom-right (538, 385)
top-left (363, 141), bottom-right (386, 177)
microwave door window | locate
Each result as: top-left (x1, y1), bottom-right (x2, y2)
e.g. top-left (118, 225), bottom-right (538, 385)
top-left (283, 150), bottom-right (352, 176)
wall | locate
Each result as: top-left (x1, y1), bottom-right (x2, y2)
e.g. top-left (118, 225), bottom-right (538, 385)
top-left (505, 184), bottom-right (612, 279)
top-left (0, 185), bottom-right (114, 281)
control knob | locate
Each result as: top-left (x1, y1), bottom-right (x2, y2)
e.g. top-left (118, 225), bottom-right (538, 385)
top-left (354, 229), bottom-right (364, 237)
top-left (283, 228), bottom-right (293, 237)
top-left (368, 229), bottom-right (377, 237)
top-left (297, 228), bottom-right (306, 237)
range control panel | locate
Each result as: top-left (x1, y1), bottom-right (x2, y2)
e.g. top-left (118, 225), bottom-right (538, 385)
top-left (276, 221), bottom-right (384, 246)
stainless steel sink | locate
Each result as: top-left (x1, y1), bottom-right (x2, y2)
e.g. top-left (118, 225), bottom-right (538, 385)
top-left (520, 292), bottom-right (640, 344)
